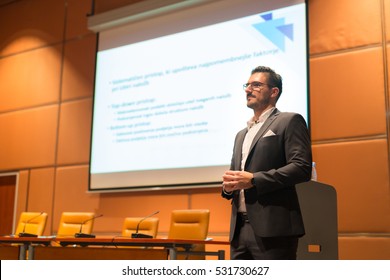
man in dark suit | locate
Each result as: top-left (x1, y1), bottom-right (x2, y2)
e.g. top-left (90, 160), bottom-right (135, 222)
top-left (222, 66), bottom-right (312, 260)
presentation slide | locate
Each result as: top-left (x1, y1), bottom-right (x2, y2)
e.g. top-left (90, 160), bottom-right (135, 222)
top-left (90, 0), bottom-right (308, 191)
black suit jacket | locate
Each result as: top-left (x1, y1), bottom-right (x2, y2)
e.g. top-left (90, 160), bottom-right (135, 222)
top-left (222, 108), bottom-right (312, 240)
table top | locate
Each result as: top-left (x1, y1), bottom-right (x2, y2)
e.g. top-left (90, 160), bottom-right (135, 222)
top-left (0, 235), bottom-right (229, 248)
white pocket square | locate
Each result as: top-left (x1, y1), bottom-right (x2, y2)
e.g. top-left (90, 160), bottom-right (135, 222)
top-left (263, 130), bottom-right (276, 137)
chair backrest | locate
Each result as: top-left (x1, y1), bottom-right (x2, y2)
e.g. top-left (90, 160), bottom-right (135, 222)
top-left (56, 212), bottom-right (95, 237)
top-left (15, 212), bottom-right (48, 236)
top-left (122, 217), bottom-right (159, 238)
top-left (168, 209), bottom-right (210, 240)
top-left (296, 181), bottom-right (338, 260)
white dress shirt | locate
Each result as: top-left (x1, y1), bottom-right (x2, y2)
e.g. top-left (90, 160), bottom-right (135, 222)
top-left (238, 107), bottom-right (274, 213)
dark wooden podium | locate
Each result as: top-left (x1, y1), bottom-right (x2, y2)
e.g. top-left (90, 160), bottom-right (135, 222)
top-left (296, 180), bottom-right (338, 259)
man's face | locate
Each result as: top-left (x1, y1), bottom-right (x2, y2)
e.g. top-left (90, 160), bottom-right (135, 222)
top-left (244, 72), bottom-right (275, 110)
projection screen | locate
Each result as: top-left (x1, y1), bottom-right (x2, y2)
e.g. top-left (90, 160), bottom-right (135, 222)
top-left (88, 0), bottom-right (309, 192)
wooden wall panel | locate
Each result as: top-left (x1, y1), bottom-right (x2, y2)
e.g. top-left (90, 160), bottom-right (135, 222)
top-left (339, 236), bottom-right (390, 259)
top-left (309, 0), bottom-right (382, 54)
top-left (0, 106), bottom-right (58, 170)
top-left (310, 48), bottom-right (386, 141)
top-left (0, 46), bottom-right (62, 112)
top-left (388, 45), bottom-right (390, 94)
top-left (52, 165), bottom-right (99, 234)
top-left (0, 0), bottom-right (65, 57)
top-left (312, 139), bottom-right (390, 233)
top-left (190, 189), bottom-right (231, 233)
top-left (65, 0), bottom-right (95, 39)
top-left (28, 167), bottom-right (55, 236)
top-left (309, 0), bottom-right (390, 259)
top-left (57, 99), bottom-right (92, 165)
top-left (61, 36), bottom-right (96, 101)
top-left (386, 0), bottom-right (390, 42)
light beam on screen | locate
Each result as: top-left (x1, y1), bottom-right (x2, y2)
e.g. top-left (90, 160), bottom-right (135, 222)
top-left (89, 0), bottom-right (308, 192)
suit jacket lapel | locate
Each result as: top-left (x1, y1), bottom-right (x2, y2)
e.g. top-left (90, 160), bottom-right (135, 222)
top-left (235, 108), bottom-right (280, 170)
top-left (234, 129), bottom-right (247, 170)
top-left (249, 108), bottom-right (279, 152)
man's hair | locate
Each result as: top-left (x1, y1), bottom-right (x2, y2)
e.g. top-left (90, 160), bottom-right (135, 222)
top-left (251, 66), bottom-right (283, 98)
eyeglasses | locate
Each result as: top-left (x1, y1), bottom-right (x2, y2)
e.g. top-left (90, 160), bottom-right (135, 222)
top-left (242, 81), bottom-right (273, 91)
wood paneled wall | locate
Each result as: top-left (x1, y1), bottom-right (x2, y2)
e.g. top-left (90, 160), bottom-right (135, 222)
top-left (0, 0), bottom-right (389, 259)
top-left (309, 0), bottom-right (390, 259)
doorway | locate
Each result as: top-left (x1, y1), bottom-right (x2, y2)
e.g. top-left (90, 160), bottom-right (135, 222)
top-left (0, 173), bottom-right (18, 235)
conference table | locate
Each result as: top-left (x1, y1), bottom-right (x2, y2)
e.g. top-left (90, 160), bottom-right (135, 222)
top-left (0, 236), bottom-right (52, 260)
top-left (0, 236), bottom-right (229, 260)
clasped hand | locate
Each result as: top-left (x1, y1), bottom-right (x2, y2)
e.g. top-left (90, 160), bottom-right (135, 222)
top-left (222, 170), bottom-right (254, 192)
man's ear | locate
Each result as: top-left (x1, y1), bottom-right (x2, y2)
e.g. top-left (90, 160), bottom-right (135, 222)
top-left (271, 87), bottom-right (279, 99)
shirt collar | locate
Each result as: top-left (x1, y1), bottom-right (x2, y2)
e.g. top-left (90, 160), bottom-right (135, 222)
top-left (246, 107), bottom-right (275, 129)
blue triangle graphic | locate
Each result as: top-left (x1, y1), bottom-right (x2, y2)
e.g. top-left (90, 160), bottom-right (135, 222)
top-left (277, 24), bottom-right (294, 41)
top-left (261, 13), bottom-right (273, 21)
top-left (253, 18), bottom-right (286, 51)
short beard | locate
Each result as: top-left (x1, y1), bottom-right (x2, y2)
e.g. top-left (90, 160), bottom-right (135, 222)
top-left (247, 96), bottom-right (270, 110)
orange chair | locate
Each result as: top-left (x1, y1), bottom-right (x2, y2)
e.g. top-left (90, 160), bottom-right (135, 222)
top-left (168, 209), bottom-right (210, 259)
top-left (122, 217), bottom-right (159, 238)
top-left (15, 212), bottom-right (48, 237)
top-left (56, 212), bottom-right (96, 237)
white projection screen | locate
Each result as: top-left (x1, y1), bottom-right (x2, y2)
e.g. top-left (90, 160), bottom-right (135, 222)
top-left (89, 0), bottom-right (309, 192)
